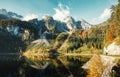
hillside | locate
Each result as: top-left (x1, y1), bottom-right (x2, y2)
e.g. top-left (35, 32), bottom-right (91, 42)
top-left (0, 1), bottom-right (120, 55)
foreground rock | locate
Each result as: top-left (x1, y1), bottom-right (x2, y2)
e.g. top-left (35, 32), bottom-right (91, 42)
top-left (104, 42), bottom-right (120, 55)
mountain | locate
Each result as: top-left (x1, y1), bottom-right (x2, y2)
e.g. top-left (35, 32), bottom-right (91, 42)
top-left (0, 9), bottom-right (91, 32)
top-left (0, 28), bottom-right (25, 53)
top-left (42, 15), bottom-right (91, 32)
top-left (81, 19), bottom-right (92, 29)
top-left (0, 8), bottom-right (93, 54)
top-left (0, 5), bottom-right (119, 56)
top-left (42, 15), bottom-right (69, 32)
top-left (0, 14), bottom-right (9, 19)
top-left (62, 16), bottom-right (91, 30)
top-left (0, 9), bottom-right (23, 19)
top-left (63, 16), bottom-right (76, 30)
top-left (63, 16), bottom-right (91, 30)
top-left (0, 9), bottom-right (8, 15)
top-left (76, 21), bottom-right (83, 29)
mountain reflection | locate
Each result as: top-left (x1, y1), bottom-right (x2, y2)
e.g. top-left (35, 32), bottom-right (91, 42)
top-left (0, 55), bottom-right (91, 77)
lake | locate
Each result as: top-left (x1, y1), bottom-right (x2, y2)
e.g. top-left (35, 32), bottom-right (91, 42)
top-left (1, 54), bottom-right (120, 77)
top-left (0, 54), bottom-right (91, 77)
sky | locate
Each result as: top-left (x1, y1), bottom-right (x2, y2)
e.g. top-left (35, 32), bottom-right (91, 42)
top-left (0, 0), bottom-right (118, 24)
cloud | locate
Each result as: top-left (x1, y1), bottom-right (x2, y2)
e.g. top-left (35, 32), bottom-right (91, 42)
top-left (23, 14), bottom-right (38, 21)
top-left (91, 8), bottom-right (112, 25)
top-left (42, 14), bottom-right (50, 19)
top-left (99, 8), bottom-right (112, 19)
top-left (53, 2), bottom-right (70, 22)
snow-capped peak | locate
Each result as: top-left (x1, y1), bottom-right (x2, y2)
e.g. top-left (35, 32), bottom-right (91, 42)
top-left (63, 16), bottom-right (75, 23)
top-left (63, 16), bottom-right (76, 30)
top-left (81, 19), bottom-right (92, 29)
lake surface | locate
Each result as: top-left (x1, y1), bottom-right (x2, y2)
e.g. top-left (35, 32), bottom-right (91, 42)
top-left (0, 55), bottom-right (91, 77)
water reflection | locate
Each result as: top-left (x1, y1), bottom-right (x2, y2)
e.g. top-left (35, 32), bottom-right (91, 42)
top-left (0, 55), bottom-right (24, 77)
top-left (0, 55), bottom-right (91, 77)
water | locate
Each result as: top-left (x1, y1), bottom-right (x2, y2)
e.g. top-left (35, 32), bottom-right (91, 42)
top-left (0, 55), bottom-right (91, 77)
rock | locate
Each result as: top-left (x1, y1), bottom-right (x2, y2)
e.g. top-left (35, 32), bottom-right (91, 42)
top-left (101, 63), bottom-right (116, 77)
top-left (104, 42), bottom-right (120, 55)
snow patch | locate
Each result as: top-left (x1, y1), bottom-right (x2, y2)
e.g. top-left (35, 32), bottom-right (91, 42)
top-left (64, 16), bottom-right (76, 30)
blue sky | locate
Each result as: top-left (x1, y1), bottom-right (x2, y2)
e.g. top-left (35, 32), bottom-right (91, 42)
top-left (0, 0), bottom-right (118, 24)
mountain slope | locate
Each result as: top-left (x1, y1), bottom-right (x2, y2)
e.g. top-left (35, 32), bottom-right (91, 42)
top-left (0, 9), bottom-right (23, 19)
top-left (0, 8), bottom-right (104, 54)
top-left (0, 29), bottom-right (25, 53)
